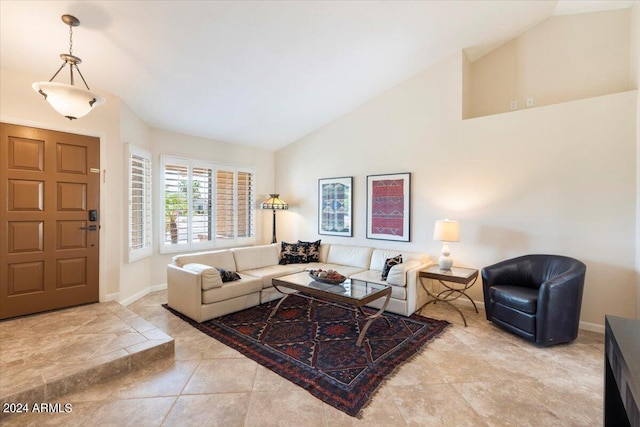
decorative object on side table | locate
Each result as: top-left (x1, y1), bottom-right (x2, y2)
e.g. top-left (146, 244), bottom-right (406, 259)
top-left (260, 193), bottom-right (288, 243)
top-left (318, 176), bottom-right (353, 236)
top-left (419, 264), bottom-right (478, 326)
top-left (433, 219), bottom-right (460, 270)
top-left (366, 172), bottom-right (411, 242)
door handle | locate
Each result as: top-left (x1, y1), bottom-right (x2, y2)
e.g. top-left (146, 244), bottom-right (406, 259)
top-left (80, 225), bottom-right (98, 231)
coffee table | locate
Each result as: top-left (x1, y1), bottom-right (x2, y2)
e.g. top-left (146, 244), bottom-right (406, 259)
top-left (271, 271), bottom-right (392, 346)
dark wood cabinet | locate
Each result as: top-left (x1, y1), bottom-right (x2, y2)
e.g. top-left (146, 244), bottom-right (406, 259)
top-left (604, 315), bottom-right (639, 427)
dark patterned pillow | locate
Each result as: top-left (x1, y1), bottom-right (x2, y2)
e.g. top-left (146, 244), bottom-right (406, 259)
top-left (279, 241), bottom-right (307, 264)
top-left (381, 255), bottom-right (402, 280)
top-left (215, 268), bottom-right (241, 283)
top-left (297, 239), bottom-right (321, 263)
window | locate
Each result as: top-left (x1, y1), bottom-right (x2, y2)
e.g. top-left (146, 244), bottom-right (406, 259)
top-left (127, 144), bottom-right (152, 262)
top-left (214, 166), bottom-right (255, 245)
top-left (160, 156), bottom-right (254, 253)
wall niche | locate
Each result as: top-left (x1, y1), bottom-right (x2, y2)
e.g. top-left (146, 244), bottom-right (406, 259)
top-left (462, 8), bottom-right (634, 119)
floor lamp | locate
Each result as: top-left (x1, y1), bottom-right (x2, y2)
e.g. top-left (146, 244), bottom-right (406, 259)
top-left (261, 194), bottom-right (288, 243)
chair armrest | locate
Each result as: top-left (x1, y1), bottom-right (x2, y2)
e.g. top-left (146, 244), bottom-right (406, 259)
top-left (167, 264), bottom-right (204, 322)
top-left (536, 264), bottom-right (586, 345)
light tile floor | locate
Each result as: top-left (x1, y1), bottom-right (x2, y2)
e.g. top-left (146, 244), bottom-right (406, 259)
top-left (1, 290), bottom-right (604, 426)
top-left (0, 301), bottom-right (173, 410)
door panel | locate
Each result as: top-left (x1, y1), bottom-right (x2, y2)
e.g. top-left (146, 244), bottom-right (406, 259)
top-left (0, 123), bottom-right (100, 319)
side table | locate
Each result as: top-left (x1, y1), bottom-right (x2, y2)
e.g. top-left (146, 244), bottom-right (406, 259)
top-left (419, 265), bottom-right (479, 327)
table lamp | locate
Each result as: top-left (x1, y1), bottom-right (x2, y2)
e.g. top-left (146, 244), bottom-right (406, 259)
top-left (433, 219), bottom-right (460, 270)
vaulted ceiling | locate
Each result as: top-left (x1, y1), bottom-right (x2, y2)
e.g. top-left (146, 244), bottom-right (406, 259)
top-left (0, 1), bottom-right (634, 150)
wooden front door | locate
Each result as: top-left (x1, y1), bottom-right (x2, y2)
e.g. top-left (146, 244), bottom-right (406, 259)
top-left (0, 123), bottom-right (100, 320)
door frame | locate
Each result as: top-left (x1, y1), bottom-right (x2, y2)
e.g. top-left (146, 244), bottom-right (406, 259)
top-left (1, 117), bottom-right (109, 302)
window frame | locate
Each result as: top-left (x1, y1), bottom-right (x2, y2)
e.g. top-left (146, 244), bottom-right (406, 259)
top-left (159, 155), bottom-right (255, 254)
top-left (127, 144), bottom-right (153, 262)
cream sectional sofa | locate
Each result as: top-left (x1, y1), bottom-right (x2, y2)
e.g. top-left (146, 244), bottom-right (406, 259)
top-left (167, 243), bottom-right (431, 322)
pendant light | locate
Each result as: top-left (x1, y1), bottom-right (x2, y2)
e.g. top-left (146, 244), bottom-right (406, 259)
top-left (32, 14), bottom-right (105, 120)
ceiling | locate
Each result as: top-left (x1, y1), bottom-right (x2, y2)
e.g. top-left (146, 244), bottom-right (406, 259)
top-left (0, 1), bottom-right (634, 151)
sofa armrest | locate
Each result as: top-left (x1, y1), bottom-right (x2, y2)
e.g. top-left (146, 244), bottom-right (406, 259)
top-left (167, 264), bottom-right (204, 322)
top-left (404, 260), bottom-right (433, 315)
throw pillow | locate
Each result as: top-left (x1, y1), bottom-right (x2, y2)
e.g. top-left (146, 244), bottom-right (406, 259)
top-left (216, 268), bottom-right (241, 283)
top-left (381, 255), bottom-right (402, 280)
top-left (297, 239), bottom-right (321, 263)
top-left (279, 241), bottom-right (307, 264)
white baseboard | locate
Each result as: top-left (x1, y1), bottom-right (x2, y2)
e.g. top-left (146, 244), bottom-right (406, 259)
top-left (120, 284), bottom-right (168, 307)
top-left (578, 321), bottom-right (604, 334)
top-left (451, 298), bottom-right (604, 334)
top-left (104, 292), bottom-right (120, 302)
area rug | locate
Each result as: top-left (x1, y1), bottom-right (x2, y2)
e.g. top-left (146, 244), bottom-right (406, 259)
top-left (163, 295), bottom-right (449, 417)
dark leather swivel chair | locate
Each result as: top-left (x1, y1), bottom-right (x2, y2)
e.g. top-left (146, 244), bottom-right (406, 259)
top-left (481, 254), bottom-right (586, 346)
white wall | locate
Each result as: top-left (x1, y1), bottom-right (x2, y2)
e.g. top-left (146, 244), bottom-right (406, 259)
top-left (148, 128), bottom-right (275, 287)
top-left (0, 67), bottom-right (277, 304)
top-left (468, 8), bottom-right (632, 118)
top-left (119, 103), bottom-right (152, 303)
top-left (275, 51), bottom-right (638, 327)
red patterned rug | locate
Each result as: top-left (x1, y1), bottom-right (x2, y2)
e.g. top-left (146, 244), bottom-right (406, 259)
top-left (163, 295), bottom-right (449, 417)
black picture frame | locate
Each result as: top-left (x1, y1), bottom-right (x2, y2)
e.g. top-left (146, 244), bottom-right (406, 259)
top-left (318, 176), bottom-right (353, 237)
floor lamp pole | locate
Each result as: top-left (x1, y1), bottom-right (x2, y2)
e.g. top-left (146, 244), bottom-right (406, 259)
top-left (271, 209), bottom-right (277, 244)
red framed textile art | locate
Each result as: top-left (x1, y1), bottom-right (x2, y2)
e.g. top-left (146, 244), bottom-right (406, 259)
top-left (366, 172), bottom-right (411, 242)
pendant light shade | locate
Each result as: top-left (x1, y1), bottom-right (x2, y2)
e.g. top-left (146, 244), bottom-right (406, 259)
top-left (32, 14), bottom-right (104, 120)
top-left (32, 82), bottom-right (105, 120)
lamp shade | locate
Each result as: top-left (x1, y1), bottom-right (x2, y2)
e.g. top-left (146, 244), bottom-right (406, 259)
top-left (260, 194), bottom-right (288, 210)
top-left (433, 219), bottom-right (460, 242)
top-left (33, 82), bottom-right (105, 120)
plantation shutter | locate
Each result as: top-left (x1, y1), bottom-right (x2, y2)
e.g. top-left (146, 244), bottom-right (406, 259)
top-left (160, 156), bottom-right (255, 252)
top-left (191, 165), bottom-right (213, 244)
top-left (237, 170), bottom-right (254, 238)
top-left (162, 159), bottom-right (189, 250)
top-left (128, 145), bottom-right (152, 261)
top-left (216, 168), bottom-right (235, 242)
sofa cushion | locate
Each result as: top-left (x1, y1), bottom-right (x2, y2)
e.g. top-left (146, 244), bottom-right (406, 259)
top-left (202, 275), bottom-right (262, 304)
top-left (279, 241), bottom-right (307, 264)
top-left (232, 244), bottom-right (280, 271)
top-left (318, 244), bottom-right (330, 263)
top-left (382, 255), bottom-right (403, 280)
top-left (370, 249), bottom-right (427, 271)
top-left (349, 271), bottom-right (407, 300)
top-left (182, 263), bottom-right (223, 290)
top-left (240, 264), bottom-right (306, 288)
top-left (173, 249), bottom-right (236, 271)
top-left (297, 239), bottom-right (321, 262)
top-left (326, 245), bottom-right (372, 269)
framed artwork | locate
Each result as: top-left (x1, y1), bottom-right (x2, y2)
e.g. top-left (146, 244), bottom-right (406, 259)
top-left (318, 176), bottom-right (353, 236)
top-left (366, 172), bottom-right (411, 242)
